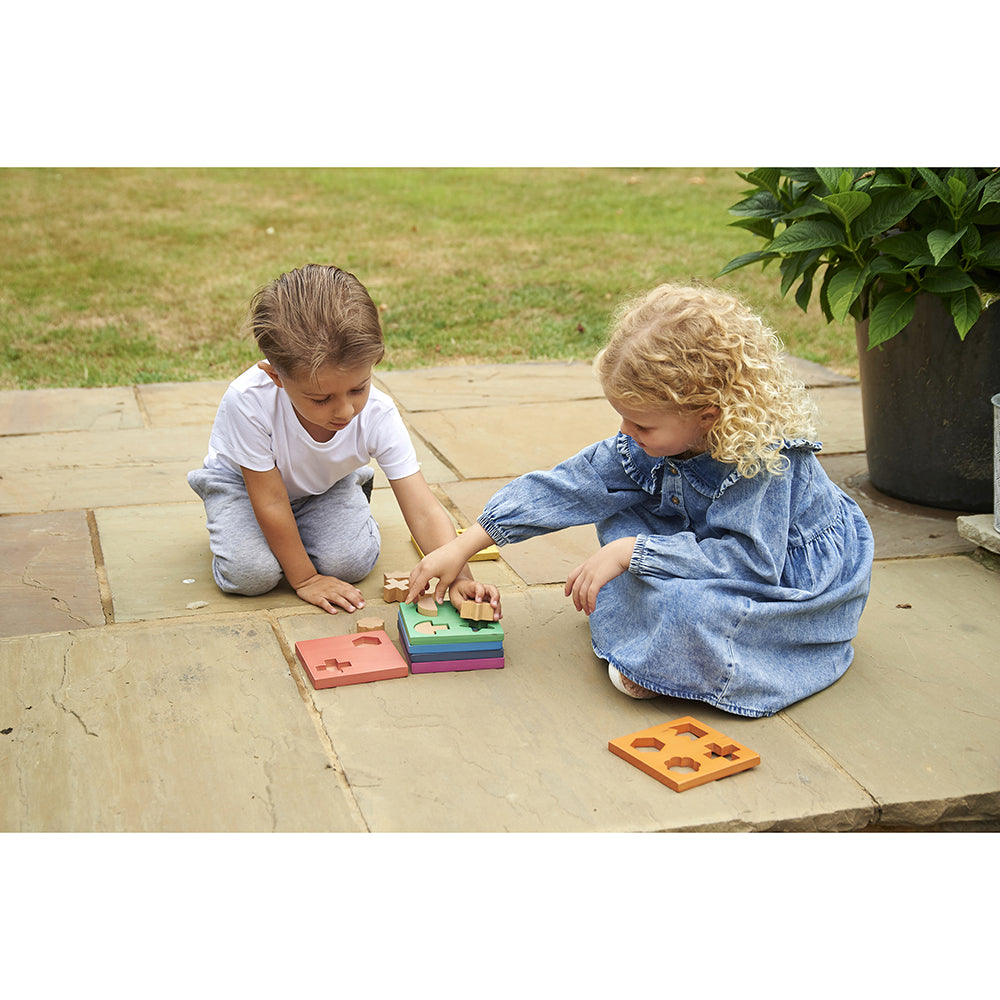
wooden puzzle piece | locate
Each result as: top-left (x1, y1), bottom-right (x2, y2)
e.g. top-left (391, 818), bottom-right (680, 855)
top-left (383, 572), bottom-right (409, 603)
top-left (356, 616), bottom-right (385, 633)
top-left (608, 716), bottom-right (760, 792)
top-left (417, 595), bottom-right (438, 617)
top-left (459, 599), bottom-right (494, 622)
top-left (294, 630), bottom-right (408, 690)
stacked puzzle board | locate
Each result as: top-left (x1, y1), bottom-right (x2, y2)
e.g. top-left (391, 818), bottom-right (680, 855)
top-left (397, 600), bottom-right (505, 673)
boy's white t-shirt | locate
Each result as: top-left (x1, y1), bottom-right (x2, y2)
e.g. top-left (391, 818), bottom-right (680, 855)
top-left (202, 364), bottom-right (420, 500)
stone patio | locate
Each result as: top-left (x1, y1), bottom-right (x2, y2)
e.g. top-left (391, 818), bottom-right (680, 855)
top-left (1, 360), bottom-right (997, 831)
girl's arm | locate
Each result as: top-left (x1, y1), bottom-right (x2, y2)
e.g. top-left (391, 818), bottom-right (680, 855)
top-left (241, 466), bottom-right (365, 614)
top-left (389, 472), bottom-right (500, 613)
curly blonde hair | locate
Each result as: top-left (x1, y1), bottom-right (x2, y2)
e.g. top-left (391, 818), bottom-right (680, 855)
top-left (595, 284), bottom-right (817, 478)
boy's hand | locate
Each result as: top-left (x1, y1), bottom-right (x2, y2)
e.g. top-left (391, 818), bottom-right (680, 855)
top-left (293, 574), bottom-right (366, 615)
top-left (565, 537), bottom-right (636, 616)
top-left (405, 537), bottom-right (469, 605)
top-left (448, 577), bottom-right (503, 620)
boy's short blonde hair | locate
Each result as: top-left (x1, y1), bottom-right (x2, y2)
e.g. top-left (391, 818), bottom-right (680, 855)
top-left (248, 265), bottom-right (385, 380)
top-left (596, 283), bottom-right (817, 477)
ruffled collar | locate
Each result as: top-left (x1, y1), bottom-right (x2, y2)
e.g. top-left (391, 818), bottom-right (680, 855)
top-left (615, 432), bottom-right (822, 499)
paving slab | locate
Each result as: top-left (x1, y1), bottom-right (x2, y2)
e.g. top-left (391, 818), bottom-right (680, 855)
top-left (786, 555), bottom-right (1000, 827)
top-left (375, 361), bottom-right (604, 412)
top-left (810, 385), bottom-right (866, 454)
top-left (0, 511), bottom-right (106, 637)
top-left (405, 398), bottom-right (621, 480)
top-left (0, 386), bottom-right (144, 435)
top-left (0, 425), bottom-right (209, 475)
top-left (135, 380), bottom-right (230, 427)
top-left (96, 491), bottom-right (513, 624)
top-left (277, 588), bottom-right (875, 832)
top-left (0, 426), bottom-right (208, 513)
top-left (0, 460), bottom-right (200, 514)
top-left (819, 454), bottom-right (977, 559)
top-left (784, 355), bottom-right (857, 387)
top-left (0, 616), bottom-right (363, 832)
top-left (95, 501), bottom-right (301, 622)
top-left (957, 514), bottom-right (1000, 554)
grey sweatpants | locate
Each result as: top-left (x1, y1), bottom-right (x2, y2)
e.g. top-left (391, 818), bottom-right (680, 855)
top-left (187, 466), bottom-right (380, 596)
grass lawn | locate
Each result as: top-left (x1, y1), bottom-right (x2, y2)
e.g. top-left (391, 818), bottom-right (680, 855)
top-left (0, 167), bottom-right (859, 390)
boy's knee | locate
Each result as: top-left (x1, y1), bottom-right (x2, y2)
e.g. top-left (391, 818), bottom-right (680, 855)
top-left (313, 535), bottom-right (380, 584)
top-left (212, 555), bottom-right (283, 597)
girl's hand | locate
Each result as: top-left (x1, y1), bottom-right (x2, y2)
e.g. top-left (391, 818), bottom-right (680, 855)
top-left (294, 574), bottom-right (366, 615)
top-left (565, 537), bottom-right (636, 615)
top-left (448, 577), bottom-right (503, 620)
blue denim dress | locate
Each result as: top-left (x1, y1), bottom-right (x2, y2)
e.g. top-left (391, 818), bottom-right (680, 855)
top-left (479, 433), bottom-right (874, 718)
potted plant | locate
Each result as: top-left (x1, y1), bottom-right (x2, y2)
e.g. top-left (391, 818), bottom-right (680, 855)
top-left (719, 167), bottom-right (1000, 512)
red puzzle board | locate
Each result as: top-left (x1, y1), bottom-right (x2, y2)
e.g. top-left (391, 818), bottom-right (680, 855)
top-left (294, 630), bottom-right (409, 690)
top-left (608, 716), bottom-right (761, 792)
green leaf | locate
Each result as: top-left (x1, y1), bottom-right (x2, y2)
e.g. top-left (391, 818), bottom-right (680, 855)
top-left (947, 286), bottom-right (982, 339)
top-left (961, 225), bottom-right (981, 256)
top-left (973, 234), bottom-right (1000, 267)
top-left (815, 167), bottom-right (849, 194)
top-left (729, 215), bottom-right (778, 240)
top-left (919, 269), bottom-right (975, 294)
top-left (821, 191), bottom-right (872, 229)
top-left (872, 231), bottom-right (928, 263)
top-left (826, 265), bottom-right (866, 322)
top-left (979, 171), bottom-right (1000, 209)
top-left (716, 250), bottom-right (779, 278)
top-left (729, 189), bottom-right (781, 218)
top-left (926, 227), bottom-right (966, 265)
top-left (947, 175), bottom-right (969, 210)
top-left (794, 267), bottom-right (816, 311)
top-left (852, 187), bottom-right (927, 241)
top-left (916, 168), bottom-right (955, 206)
top-left (867, 290), bottom-right (917, 348)
top-left (736, 168), bottom-right (781, 197)
top-left (768, 219), bottom-right (846, 253)
top-left (779, 168), bottom-right (822, 185)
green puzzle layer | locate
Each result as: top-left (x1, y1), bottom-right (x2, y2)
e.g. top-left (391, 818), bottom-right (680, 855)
top-left (398, 600), bottom-right (504, 646)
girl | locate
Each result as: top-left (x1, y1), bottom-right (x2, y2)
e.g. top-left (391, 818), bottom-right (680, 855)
top-left (406, 284), bottom-right (874, 718)
top-left (189, 264), bottom-right (498, 616)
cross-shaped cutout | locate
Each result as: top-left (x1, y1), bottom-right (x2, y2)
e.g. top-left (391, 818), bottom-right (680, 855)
top-left (705, 743), bottom-right (740, 760)
top-left (320, 658), bottom-right (351, 673)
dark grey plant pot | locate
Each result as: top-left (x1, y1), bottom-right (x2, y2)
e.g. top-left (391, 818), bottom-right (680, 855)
top-left (855, 294), bottom-right (1000, 512)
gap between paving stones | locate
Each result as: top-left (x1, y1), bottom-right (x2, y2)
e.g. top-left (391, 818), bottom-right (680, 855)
top-left (778, 712), bottom-right (881, 820)
top-left (262, 609), bottom-right (372, 833)
top-left (85, 509), bottom-right (115, 625)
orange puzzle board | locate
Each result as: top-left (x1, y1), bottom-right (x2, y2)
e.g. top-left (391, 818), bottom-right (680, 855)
top-left (294, 630), bottom-right (409, 690)
top-left (608, 716), bottom-right (761, 792)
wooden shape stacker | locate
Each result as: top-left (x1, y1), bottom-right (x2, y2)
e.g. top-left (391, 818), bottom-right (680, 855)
top-left (397, 599), bottom-right (505, 674)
